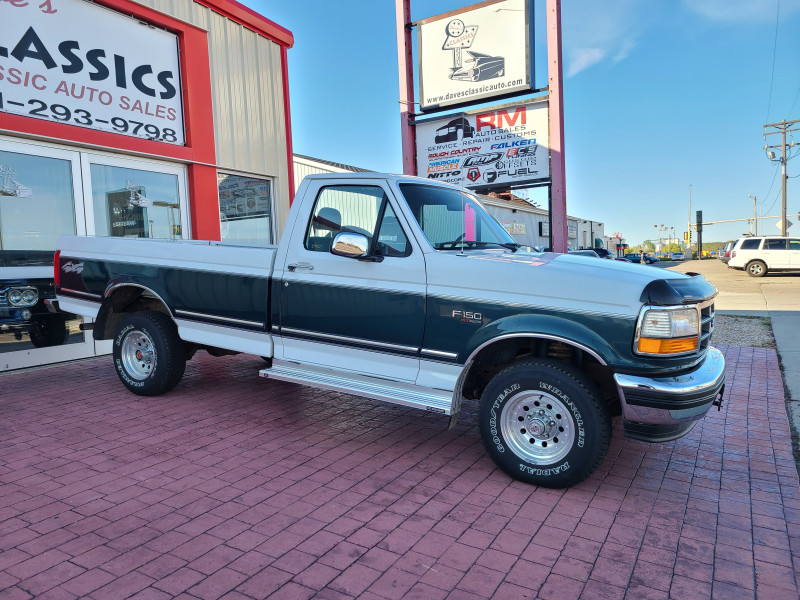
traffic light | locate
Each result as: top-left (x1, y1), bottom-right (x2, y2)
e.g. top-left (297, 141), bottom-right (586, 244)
top-left (683, 231), bottom-right (689, 243)
top-left (696, 210), bottom-right (703, 233)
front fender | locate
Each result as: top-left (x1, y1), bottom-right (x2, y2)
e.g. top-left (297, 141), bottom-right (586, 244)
top-left (461, 313), bottom-right (622, 366)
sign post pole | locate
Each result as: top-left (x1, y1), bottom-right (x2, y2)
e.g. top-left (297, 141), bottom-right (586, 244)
top-left (396, 0), bottom-right (417, 175)
top-left (546, 0), bottom-right (567, 252)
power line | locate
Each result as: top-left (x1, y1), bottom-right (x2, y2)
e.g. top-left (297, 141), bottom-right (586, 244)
top-left (765, 0), bottom-right (781, 122)
top-left (762, 164), bottom-right (779, 201)
top-left (790, 81), bottom-right (800, 116)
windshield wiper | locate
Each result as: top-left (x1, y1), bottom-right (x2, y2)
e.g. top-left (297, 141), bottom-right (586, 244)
top-left (435, 241), bottom-right (520, 251)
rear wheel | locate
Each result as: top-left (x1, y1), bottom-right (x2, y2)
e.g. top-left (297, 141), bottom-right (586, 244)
top-left (113, 311), bottom-right (185, 396)
top-left (747, 260), bottom-right (767, 277)
top-left (479, 359), bottom-right (610, 488)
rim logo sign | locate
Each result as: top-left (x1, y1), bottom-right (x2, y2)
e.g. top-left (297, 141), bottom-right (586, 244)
top-left (462, 152), bottom-right (503, 167)
top-left (467, 167), bottom-right (481, 182)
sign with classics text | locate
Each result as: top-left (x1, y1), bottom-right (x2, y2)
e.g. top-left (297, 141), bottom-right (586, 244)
top-left (418, 0), bottom-right (530, 111)
top-left (415, 100), bottom-right (549, 189)
top-left (0, 0), bottom-right (184, 144)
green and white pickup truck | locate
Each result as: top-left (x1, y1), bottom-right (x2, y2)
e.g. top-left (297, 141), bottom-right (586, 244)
top-left (54, 173), bottom-right (725, 488)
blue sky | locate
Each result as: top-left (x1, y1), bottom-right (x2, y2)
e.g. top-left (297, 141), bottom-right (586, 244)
top-left (246, 0), bottom-right (800, 245)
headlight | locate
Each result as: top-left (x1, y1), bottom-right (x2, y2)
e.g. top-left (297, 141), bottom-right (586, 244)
top-left (6, 287), bottom-right (38, 307)
top-left (635, 306), bottom-right (700, 355)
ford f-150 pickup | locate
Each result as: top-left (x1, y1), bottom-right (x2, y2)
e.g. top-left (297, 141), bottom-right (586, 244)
top-left (53, 173), bottom-right (725, 488)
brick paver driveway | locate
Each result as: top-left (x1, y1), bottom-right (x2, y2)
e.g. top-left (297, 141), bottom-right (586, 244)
top-left (1, 346), bottom-right (799, 599)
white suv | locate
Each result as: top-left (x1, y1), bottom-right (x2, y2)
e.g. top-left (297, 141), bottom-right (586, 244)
top-left (728, 236), bottom-right (800, 277)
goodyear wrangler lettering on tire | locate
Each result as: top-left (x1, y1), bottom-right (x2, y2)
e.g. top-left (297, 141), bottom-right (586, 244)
top-left (489, 383), bottom-right (520, 452)
top-left (478, 359), bottom-right (610, 488)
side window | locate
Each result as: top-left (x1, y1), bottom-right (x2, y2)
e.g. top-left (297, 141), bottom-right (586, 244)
top-left (789, 239), bottom-right (800, 251)
top-left (740, 238), bottom-right (761, 250)
top-left (376, 203), bottom-right (411, 257)
top-left (305, 185), bottom-right (385, 253)
top-left (764, 239), bottom-right (787, 250)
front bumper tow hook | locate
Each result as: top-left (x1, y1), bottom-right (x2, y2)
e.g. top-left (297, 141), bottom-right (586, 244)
top-left (712, 386), bottom-right (725, 411)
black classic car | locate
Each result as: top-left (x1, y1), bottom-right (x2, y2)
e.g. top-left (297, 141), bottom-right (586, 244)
top-left (451, 51), bottom-right (505, 82)
top-left (1, 251), bottom-right (72, 347)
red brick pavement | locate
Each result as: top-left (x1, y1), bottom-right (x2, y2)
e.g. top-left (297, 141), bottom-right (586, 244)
top-left (0, 345), bottom-right (798, 599)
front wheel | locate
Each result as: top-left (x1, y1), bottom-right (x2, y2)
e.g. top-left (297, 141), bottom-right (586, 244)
top-left (113, 311), bottom-right (186, 396)
top-left (747, 260), bottom-right (767, 277)
top-left (479, 359), bottom-right (610, 488)
top-left (28, 315), bottom-right (68, 348)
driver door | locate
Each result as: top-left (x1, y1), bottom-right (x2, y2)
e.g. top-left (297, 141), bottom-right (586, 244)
top-left (278, 181), bottom-right (426, 382)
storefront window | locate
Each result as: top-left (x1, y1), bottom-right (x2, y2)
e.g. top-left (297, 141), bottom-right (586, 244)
top-left (91, 164), bottom-right (182, 239)
top-left (0, 148), bottom-right (84, 356)
top-left (0, 150), bottom-right (76, 265)
top-left (218, 173), bottom-right (273, 246)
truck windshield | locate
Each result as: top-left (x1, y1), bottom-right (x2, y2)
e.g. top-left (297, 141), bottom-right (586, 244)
top-left (399, 183), bottom-right (519, 251)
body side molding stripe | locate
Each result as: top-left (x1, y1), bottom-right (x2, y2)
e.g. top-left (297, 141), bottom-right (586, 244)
top-left (174, 309), bottom-right (265, 328)
top-left (421, 349), bottom-right (459, 359)
top-left (58, 288), bottom-right (102, 300)
top-left (281, 327), bottom-right (420, 353)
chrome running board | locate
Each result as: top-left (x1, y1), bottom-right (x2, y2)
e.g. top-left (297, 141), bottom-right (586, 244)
top-left (259, 361), bottom-right (453, 415)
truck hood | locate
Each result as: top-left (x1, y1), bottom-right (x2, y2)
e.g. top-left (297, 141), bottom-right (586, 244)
top-left (425, 250), bottom-right (716, 318)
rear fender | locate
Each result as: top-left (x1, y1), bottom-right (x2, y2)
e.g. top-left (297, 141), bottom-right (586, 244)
top-left (94, 278), bottom-right (172, 339)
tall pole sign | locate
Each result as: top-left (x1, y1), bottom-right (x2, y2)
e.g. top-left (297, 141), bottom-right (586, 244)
top-left (546, 0), bottom-right (567, 253)
top-left (397, 0), bottom-right (568, 251)
top-left (396, 0), bottom-right (416, 175)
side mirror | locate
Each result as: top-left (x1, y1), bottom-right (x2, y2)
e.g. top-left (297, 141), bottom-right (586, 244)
top-left (331, 232), bottom-right (384, 262)
top-left (331, 232), bottom-right (370, 258)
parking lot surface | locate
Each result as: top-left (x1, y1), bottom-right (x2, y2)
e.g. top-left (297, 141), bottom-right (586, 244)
top-left (1, 348), bottom-right (799, 599)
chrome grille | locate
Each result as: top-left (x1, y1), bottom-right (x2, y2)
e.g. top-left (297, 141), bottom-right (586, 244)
top-left (699, 300), bottom-right (715, 351)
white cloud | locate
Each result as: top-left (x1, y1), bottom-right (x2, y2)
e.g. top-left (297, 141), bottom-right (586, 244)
top-left (562, 0), bottom-right (643, 77)
top-left (686, 0), bottom-right (800, 22)
top-left (566, 48), bottom-right (606, 77)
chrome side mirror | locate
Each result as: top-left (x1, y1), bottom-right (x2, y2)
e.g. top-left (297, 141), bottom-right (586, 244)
top-left (331, 232), bottom-right (369, 258)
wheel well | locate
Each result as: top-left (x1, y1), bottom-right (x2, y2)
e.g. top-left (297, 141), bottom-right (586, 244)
top-left (95, 285), bottom-right (172, 340)
top-left (460, 336), bottom-right (621, 416)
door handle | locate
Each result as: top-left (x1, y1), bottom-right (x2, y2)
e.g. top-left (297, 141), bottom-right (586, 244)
top-left (287, 262), bottom-right (314, 272)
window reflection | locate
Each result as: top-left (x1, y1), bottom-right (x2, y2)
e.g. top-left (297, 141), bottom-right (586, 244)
top-left (218, 173), bottom-right (272, 246)
top-left (91, 164), bottom-right (181, 239)
top-left (0, 150), bottom-right (76, 266)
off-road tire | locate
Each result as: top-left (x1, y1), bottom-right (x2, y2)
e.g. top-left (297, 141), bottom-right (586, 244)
top-left (479, 359), bottom-right (611, 488)
top-left (113, 311), bottom-right (186, 396)
top-left (28, 315), bottom-right (69, 348)
top-left (747, 260), bottom-right (767, 277)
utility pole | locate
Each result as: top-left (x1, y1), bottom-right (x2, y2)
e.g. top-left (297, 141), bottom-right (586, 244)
top-left (687, 184), bottom-right (692, 247)
top-left (763, 119), bottom-right (799, 236)
top-left (748, 194), bottom-right (757, 235)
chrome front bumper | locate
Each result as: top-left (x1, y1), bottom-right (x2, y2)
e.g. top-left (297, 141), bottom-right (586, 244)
top-left (614, 347), bottom-right (726, 442)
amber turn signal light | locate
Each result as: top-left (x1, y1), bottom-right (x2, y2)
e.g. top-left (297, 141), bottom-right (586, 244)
top-left (637, 337), bottom-right (698, 355)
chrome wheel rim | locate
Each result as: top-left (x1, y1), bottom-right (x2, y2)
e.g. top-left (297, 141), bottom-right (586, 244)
top-left (500, 390), bottom-right (575, 465)
top-left (749, 263), bottom-right (763, 275)
top-left (121, 330), bottom-right (155, 380)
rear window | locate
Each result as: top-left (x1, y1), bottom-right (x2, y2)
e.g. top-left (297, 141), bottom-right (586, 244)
top-left (739, 238), bottom-right (761, 250)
